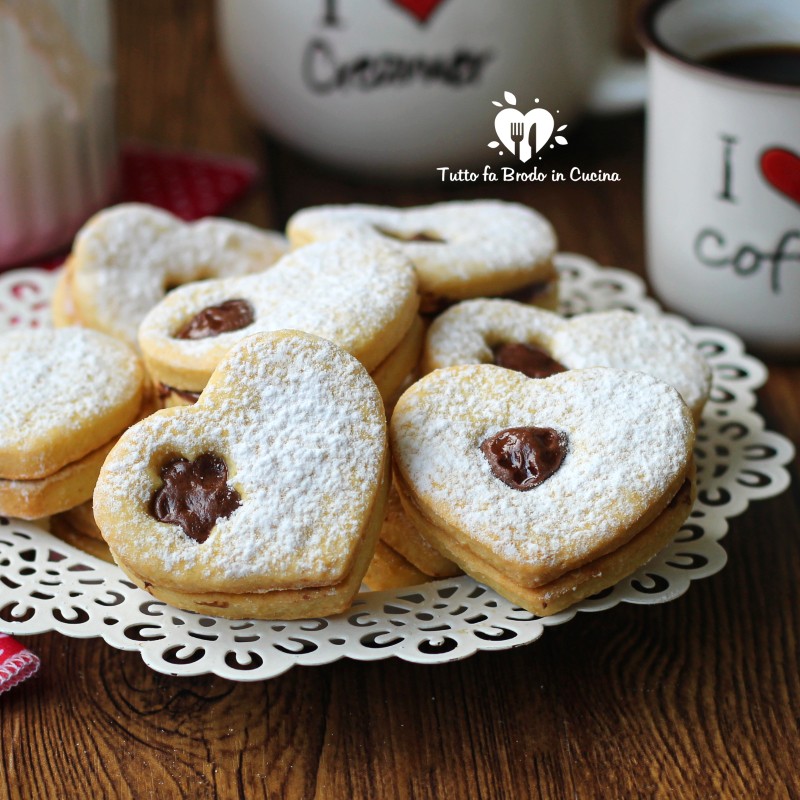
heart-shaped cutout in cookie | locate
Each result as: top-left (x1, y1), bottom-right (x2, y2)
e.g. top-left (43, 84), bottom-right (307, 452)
top-left (67, 203), bottom-right (288, 347)
top-left (139, 239), bottom-right (419, 391)
top-left (150, 453), bottom-right (242, 543)
top-left (480, 426), bottom-right (567, 490)
top-left (94, 330), bottom-right (389, 619)
top-left (423, 300), bottom-right (712, 420)
top-left (390, 365), bottom-right (695, 605)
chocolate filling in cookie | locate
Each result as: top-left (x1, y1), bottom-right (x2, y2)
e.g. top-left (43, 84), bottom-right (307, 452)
top-left (175, 299), bottom-right (254, 339)
top-left (492, 342), bottom-right (567, 380)
top-left (150, 453), bottom-right (241, 542)
top-left (156, 383), bottom-right (201, 403)
top-left (480, 426), bottom-right (567, 491)
top-left (374, 226), bottom-right (446, 243)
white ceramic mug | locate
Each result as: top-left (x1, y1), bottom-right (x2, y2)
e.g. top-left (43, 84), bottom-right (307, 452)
top-left (217, 0), bottom-right (644, 176)
top-left (641, 0), bottom-right (800, 356)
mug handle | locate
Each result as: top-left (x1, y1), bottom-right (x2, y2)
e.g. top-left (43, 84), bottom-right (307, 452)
top-left (586, 55), bottom-right (647, 114)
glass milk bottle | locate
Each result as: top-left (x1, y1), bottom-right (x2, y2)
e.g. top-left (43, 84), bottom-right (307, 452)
top-left (0, 0), bottom-right (117, 267)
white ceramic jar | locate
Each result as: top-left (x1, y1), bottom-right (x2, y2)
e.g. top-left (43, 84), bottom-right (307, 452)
top-left (0, 0), bottom-right (117, 267)
top-left (217, 0), bottom-right (644, 176)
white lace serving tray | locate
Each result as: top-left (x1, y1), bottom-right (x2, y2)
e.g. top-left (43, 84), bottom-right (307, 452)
top-left (0, 255), bottom-right (793, 681)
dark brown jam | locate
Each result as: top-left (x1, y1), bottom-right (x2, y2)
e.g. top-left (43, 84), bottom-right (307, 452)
top-left (175, 299), bottom-right (254, 340)
top-left (492, 342), bottom-right (567, 380)
top-left (480, 426), bottom-right (567, 491)
top-left (504, 280), bottom-right (552, 304)
top-left (374, 225), bottom-right (446, 243)
top-left (156, 382), bottom-right (201, 404)
top-left (150, 453), bottom-right (241, 543)
top-left (419, 292), bottom-right (449, 315)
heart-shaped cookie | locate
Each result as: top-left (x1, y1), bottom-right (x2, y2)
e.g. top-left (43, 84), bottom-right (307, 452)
top-left (423, 300), bottom-right (712, 420)
top-left (65, 203), bottom-right (288, 348)
top-left (138, 239), bottom-right (419, 392)
top-left (287, 200), bottom-right (558, 313)
top-left (390, 365), bottom-right (695, 615)
top-left (94, 330), bottom-right (389, 620)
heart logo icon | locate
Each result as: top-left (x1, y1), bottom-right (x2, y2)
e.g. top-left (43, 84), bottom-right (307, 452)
top-left (760, 147), bottom-right (800, 207)
top-left (390, 0), bottom-right (448, 24)
top-left (494, 107), bottom-right (555, 163)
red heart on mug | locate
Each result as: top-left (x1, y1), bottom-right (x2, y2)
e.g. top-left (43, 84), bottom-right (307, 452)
top-left (390, 0), bottom-right (448, 24)
top-left (760, 147), bottom-right (800, 207)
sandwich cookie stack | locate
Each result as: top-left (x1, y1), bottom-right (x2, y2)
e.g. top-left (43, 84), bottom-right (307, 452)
top-left (94, 331), bottom-right (389, 620)
top-left (53, 203), bottom-right (288, 348)
top-left (287, 200), bottom-right (560, 314)
top-left (390, 366), bottom-right (697, 616)
top-left (138, 239), bottom-right (421, 406)
top-left (0, 328), bottom-right (144, 523)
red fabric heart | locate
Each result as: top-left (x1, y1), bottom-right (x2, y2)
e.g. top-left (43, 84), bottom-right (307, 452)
top-left (390, 0), bottom-right (448, 24)
top-left (760, 147), bottom-right (800, 207)
top-left (0, 633), bottom-right (40, 694)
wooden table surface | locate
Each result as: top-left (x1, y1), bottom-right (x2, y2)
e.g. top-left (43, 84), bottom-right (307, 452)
top-left (2, 3), bottom-right (799, 798)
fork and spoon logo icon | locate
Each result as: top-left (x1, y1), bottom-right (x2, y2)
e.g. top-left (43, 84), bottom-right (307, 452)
top-left (488, 92), bottom-right (568, 163)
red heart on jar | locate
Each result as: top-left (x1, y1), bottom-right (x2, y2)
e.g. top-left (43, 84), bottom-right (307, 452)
top-left (760, 147), bottom-right (800, 207)
top-left (390, 0), bottom-right (448, 24)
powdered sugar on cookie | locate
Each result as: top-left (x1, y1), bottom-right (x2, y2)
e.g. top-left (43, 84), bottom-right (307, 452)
top-left (287, 200), bottom-right (557, 297)
top-left (425, 300), bottom-right (712, 419)
top-left (138, 238), bottom-right (419, 386)
top-left (69, 203), bottom-right (288, 347)
top-left (95, 332), bottom-right (387, 591)
top-left (0, 327), bottom-right (142, 478)
top-left (390, 365), bottom-right (694, 574)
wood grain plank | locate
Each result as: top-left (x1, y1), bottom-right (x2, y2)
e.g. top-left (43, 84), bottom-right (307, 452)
top-left (115, 0), bottom-right (276, 229)
top-left (1, 2), bottom-right (798, 799)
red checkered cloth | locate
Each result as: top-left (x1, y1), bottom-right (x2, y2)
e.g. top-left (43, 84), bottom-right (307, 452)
top-left (121, 143), bottom-right (258, 221)
top-left (0, 634), bottom-right (40, 695)
top-left (35, 142), bottom-right (259, 270)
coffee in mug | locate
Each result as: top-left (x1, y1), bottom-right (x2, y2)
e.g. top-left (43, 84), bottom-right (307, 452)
top-left (702, 45), bottom-right (800, 86)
